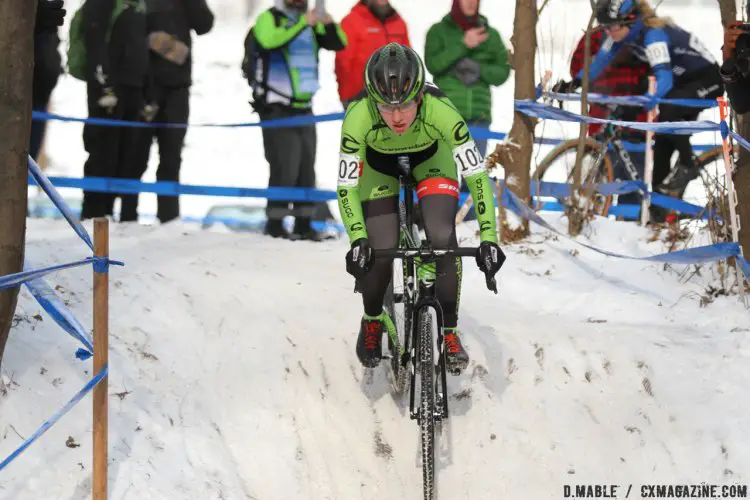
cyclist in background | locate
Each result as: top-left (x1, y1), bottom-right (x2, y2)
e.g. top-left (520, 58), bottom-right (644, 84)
top-left (567, 23), bottom-right (650, 209)
top-left (557, 0), bottom-right (723, 196)
top-left (337, 43), bottom-right (505, 374)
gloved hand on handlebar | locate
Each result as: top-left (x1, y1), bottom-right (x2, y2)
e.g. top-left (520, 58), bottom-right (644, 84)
top-left (551, 78), bottom-right (581, 95)
top-left (476, 241), bottom-right (505, 278)
top-left (346, 238), bottom-right (373, 279)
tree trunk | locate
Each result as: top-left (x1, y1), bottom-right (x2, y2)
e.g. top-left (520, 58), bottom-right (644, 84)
top-left (567, 11), bottom-right (597, 236)
top-left (498, 0), bottom-right (537, 241)
top-left (717, 0), bottom-right (748, 283)
top-left (717, 0), bottom-right (737, 28)
top-left (0, 1), bottom-right (36, 368)
top-left (735, 115), bottom-right (750, 273)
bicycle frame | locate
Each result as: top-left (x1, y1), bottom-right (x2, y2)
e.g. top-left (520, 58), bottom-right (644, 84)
top-left (596, 123), bottom-right (642, 182)
top-left (395, 157), bottom-right (451, 421)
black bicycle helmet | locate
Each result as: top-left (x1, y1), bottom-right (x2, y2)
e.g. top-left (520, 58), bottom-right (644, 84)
top-left (364, 43), bottom-right (425, 106)
top-left (595, 0), bottom-right (638, 26)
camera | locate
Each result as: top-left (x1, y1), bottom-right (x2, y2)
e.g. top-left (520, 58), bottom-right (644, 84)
top-left (734, 23), bottom-right (750, 75)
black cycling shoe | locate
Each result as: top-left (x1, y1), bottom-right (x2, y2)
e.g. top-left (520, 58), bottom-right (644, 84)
top-left (444, 328), bottom-right (469, 375)
top-left (657, 163), bottom-right (701, 195)
top-left (356, 317), bottom-right (384, 368)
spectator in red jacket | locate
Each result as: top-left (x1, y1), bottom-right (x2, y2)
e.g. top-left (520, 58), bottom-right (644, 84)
top-left (569, 26), bottom-right (649, 138)
top-left (335, 0), bottom-right (411, 108)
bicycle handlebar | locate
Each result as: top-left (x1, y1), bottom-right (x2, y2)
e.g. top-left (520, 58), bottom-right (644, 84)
top-left (372, 247), bottom-right (498, 294)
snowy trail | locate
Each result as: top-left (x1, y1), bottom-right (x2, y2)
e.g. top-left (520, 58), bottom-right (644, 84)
top-left (3, 219), bottom-right (747, 499)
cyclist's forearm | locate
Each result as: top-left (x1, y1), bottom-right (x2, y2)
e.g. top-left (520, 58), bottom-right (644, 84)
top-left (337, 187), bottom-right (368, 244)
top-left (465, 172), bottom-right (499, 244)
top-left (650, 66), bottom-right (673, 98)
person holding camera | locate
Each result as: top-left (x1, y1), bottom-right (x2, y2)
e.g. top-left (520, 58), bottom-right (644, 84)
top-left (242, 0), bottom-right (347, 240)
top-left (424, 0), bottom-right (511, 220)
top-left (720, 17), bottom-right (750, 113)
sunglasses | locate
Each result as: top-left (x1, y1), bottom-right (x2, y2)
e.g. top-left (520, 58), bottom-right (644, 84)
top-left (376, 100), bottom-right (419, 114)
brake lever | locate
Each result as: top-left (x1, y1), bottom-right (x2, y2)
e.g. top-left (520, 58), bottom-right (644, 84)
top-left (485, 274), bottom-right (498, 295)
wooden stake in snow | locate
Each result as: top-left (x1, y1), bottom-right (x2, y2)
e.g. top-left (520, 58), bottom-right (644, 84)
top-left (641, 76), bottom-right (657, 227)
top-left (717, 97), bottom-right (747, 305)
top-left (93, 218), bottom-right (110, 500)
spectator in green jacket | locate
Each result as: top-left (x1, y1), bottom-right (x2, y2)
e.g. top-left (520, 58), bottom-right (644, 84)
top-left (242, 0), bottom-right (347, 240)
top-left (425, 0), bottom-right (510, 162)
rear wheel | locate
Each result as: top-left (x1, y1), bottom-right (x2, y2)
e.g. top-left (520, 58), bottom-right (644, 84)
top-left (534, 138), bottom-right (615, 216)
top-left (383, 275), bottom-right (409, 394)
top-left (680, 145), bottom-right (738, 208)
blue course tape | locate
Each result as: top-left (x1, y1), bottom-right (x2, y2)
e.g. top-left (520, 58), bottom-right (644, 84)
top-left (546, 91), bottom-right (717, 109)
top-left (0, 258), bottom-right (122, 290)
top-left (0, 365), bottom-right (108, 472)
top-left (23, 261), bottom-right (93, 357)
top-left (28, 157), bottom-right (94, 251)
top-left (500, 183), bottom-right (746, 270)
top-left (31, 175), bottom-right (709, 220)
top-left (32, 108), bottom-right (722, 152)
top-left (740, 255), bottom-right (750, 279)
top-left (515, 100), bottom-right (722, 135)
top-left (729, 129), bottom-right (750, 154)
top-left (32, 110), bottom-right (346, 129)
top-left (31, 175), bottom-right (338, 202)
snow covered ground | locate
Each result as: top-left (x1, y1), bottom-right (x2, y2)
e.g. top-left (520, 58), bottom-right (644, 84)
top-left (4, 1), bottom-right (750, 499)
top-left (1, 216), bottom-right (748, 499)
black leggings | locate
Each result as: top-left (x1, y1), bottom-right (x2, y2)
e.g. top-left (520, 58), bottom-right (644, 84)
top-left (360, 194), bottom-right (462, 329)
top-left (652, 67), bottom-right (724, 185)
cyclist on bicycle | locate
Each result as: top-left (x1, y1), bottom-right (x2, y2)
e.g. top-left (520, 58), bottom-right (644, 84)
top-left (337, 42), bottom-right (505, 373)
top-left (556, 0), bottom-right (724, 195)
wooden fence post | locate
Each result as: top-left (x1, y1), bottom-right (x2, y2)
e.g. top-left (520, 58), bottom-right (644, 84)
top-left (93, 218), bottom-right (109, 500)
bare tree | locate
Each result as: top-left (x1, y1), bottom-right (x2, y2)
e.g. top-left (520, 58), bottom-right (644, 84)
top-left (717, 0), bottom-right (749, 284)
top-left (717, 0), bottom-right (737, 28)
top-left (0, 1), bottom-right (36, 368)
top-left (490, 0), bottom-right (538, 241)
top-left (567, 9), bottom-right (598, 236)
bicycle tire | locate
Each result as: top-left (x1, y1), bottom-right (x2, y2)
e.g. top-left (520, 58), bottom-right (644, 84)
top-left (533, 138), bottom-right (615, 216)
top-left (418, 308), bottom-right (436, 500)
top-left (674, 145), bottom-right (737, 206)
top-left (695, 145), bottom-right (737, 169)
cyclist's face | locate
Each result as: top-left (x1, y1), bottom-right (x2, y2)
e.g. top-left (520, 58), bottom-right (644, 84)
top-left (604, 23), bottom-right (629, 42)
top-left (459, 0), bottom-right (479, 16)
top-left (377, 98), bottom-right (420, 135)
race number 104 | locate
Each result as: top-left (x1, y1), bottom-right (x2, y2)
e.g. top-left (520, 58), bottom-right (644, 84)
top-left (563, 483), bottom-right (749, 498)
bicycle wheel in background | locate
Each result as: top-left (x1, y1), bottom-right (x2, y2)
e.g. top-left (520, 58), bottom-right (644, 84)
top-left (681, 145), bottom-right (739, 208)
top-left (533, 138), bottom-right (615, 216)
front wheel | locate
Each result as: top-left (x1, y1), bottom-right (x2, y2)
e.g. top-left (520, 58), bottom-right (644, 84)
top-left (533, 138), bottom-right (615, 216)
top-left (418, 309), bottom-right (436, 500)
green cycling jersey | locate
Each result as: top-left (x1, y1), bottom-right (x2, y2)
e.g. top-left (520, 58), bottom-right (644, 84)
top-left (336, 83), bottom-right (499, 244)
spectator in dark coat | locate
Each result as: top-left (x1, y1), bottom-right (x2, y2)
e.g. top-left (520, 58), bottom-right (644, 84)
top-left (80, 0), bottom-right (149, 220)
top-left (126, 0), bottom-right (215, 223)
top-left (30, 0), bottom-right (66, 163)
